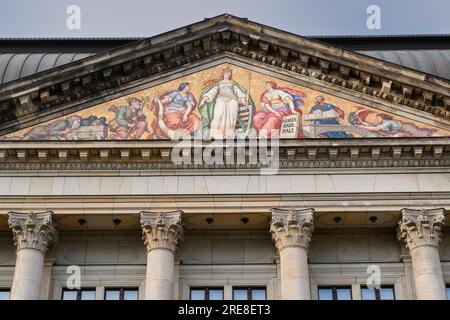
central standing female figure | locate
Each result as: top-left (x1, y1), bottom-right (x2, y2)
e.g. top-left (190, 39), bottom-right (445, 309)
top-left (198, 67), bottom-right (253, 139)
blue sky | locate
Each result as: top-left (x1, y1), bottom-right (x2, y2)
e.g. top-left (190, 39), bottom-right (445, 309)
top-left (0, 0), bottom-right (449, 38)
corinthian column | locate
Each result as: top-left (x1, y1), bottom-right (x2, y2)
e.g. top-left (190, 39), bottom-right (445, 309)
top-left (270, 208), bottom-right (315, 300)
top-left (140, 210), bottom-right (183, 300)
top-left (8, 211), bottom-right (57, 300)
top-left (397, 208), bottom-right (447, 300)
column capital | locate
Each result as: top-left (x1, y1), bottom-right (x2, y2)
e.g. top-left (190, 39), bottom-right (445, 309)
top-left (270, 208), bottom-right (315, 251)
top-left (140, 210), bottom-right (184, 252)
top-left (397, 208), bottom-right (446, 251)
top-left (8, 211), bottom-right (57, 253)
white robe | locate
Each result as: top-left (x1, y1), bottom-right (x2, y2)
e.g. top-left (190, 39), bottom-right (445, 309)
top-left (203, 80), bottom-right (246, 139)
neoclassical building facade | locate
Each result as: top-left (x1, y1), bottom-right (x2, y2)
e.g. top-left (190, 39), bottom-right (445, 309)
top-left (0, 14), bottom-right (449, 300)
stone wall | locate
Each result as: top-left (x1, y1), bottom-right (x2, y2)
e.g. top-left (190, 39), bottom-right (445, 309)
top-left (0, 229), bottom-right (449, 299)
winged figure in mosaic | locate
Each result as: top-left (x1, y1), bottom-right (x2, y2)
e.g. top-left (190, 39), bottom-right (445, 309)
top-left (349, 107), bottom-right (438, 137)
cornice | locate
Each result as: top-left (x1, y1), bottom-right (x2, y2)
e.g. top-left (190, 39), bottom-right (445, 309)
top-left (0, 15), bottom-right (448, 134)
top-left (0, 138), bottom-right (447, 171)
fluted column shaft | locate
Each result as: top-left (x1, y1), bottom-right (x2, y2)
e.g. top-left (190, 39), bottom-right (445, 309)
top-left (397, 208), bottom-right (447, 300)
top-left (8, 211), bottom-right (57, 300)
top-left (271, 208), bottom-right (315, 300)
top-left (140, 211), bottom-right (183, 300)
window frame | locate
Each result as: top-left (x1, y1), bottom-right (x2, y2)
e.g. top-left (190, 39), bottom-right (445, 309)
top-left (361, 285), bottom-right (395, 300)
top-left (61, 288), bottom-right (97, 300)
top-left (318, 286), bottom-right (353, 300)
top-left (104, 287), bottom-right (139, 300)
top-left (189, 287), bottom-right (224, 300)
top-left (0, 288), bottom-right (10, 300)
top-left (232, 287), bottom-right (267, 300)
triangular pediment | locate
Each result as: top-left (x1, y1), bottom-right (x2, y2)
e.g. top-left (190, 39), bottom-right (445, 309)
top-left (1, 62), bottom-right (448, 140)
top-left (0, 14), bottom-right (449, 140)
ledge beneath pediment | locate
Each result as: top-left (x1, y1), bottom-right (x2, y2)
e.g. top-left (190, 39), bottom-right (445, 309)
top-left (0, 138), bottom-right (447, 172)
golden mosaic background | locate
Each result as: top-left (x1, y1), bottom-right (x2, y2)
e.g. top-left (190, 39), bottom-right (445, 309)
top-left (2, 63), bottom-right (448, 140)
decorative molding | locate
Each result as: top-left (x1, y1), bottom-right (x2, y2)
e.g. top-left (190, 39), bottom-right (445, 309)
top-left (140, 210), bottom-right (184, 252)
top-left (270, 208), bottom-right (315, 251)
top-left (7, 211), bottom-right (57, 253)
top-left (0, 159), bottom-right (448, 172)
top-left (0, 139), bottom-right (447, 171)
top-left (397, 208), bottom-right (446, 250)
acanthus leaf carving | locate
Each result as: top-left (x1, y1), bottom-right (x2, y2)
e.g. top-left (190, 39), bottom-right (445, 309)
top-left (7, 211), bottom-right (57, 253)
top-left (140, 210), bottom-right (184, 252)
top-left (397, 208), bottom-right (446, 251)
top-left (270, 208), bottom-right (315, 251)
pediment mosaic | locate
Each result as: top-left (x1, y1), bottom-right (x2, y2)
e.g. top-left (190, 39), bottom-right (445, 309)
top-left (2, 64), bottom-right (447, 140)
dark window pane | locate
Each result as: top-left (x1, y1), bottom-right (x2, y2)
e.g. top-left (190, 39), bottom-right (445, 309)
top-left (361, 288), bottom-right (376, 300)
top-left (62, 291), bottom-right (78, 300)
top-left (105, 290), bottom-right (121, 300)
top-left (209, 289), bottom-right (224, 300)
top-left (233, 289), bottom-right (248, 300)
top-left (123, 290), bottom-right (138, 300)
top-left (0, 291), bottom-right (10, 300)
top-left (80, 290), bottom-right (96, 300)
top-left (379, 288), bottom-right (395, 300)
top-left (447, 288), bottom-right (450, 300)
top-left (251, 289), bottom-right (266, 300)
top-left (336, 288), bottom-right (352, 300)
top-left (318, 288), bottom-right (333, 300)
top-left (191, 289), bottom-right (205, 300)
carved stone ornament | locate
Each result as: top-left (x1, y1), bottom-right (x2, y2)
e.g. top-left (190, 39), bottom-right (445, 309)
top-left (140, 210), bottom-right (184, 252)
top-left (8, 211), bottom-right (57, 253)
top-left (397, 208), bottom-right (446, 251)
top-left (270, 208), bottom-right (315, 251)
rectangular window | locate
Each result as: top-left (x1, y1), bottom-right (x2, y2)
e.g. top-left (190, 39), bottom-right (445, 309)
top-left (0, 289), bottom-right (10, 300)
top-left (62, 288), bottom-right (96, 300)
top-left (233, 287), bottom-right (267, 300)
top-left (361, 286), bottom-right (395, 300)
top-left (318, 286), bottom-right (352, 300)
top-left (446, 286), bottom-right (450, 300)
top-left (190, 288), bottom-right (224, 300)
top-left (104, 288), bottom-right (139, 300)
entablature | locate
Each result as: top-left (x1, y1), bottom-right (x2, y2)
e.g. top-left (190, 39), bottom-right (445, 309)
top-left (0, 138), bottom-right (448, 172)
